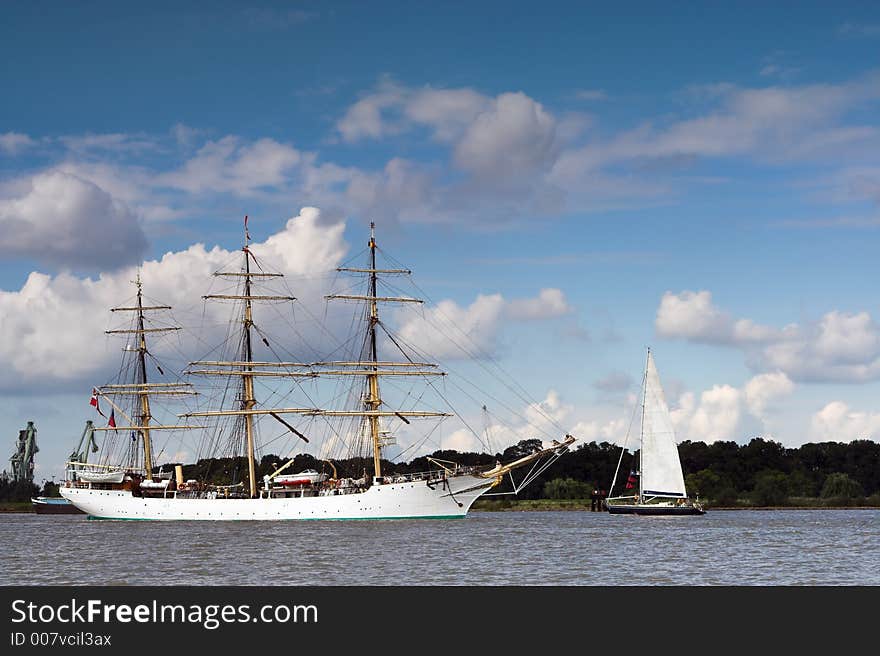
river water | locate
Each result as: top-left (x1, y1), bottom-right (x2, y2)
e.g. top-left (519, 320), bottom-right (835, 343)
top-left (1, 509), bottom-right (877, 585)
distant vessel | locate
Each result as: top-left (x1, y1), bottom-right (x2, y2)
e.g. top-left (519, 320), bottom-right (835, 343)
top-left (31, 496), bottom-right (84, 514)
top-left (605, 348), bottom-right (704, 516)
top-left (62, 220), bottom-right (574, 520)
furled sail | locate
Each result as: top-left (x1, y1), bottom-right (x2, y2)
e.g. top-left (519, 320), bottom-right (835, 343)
top-left (639, 351), bottom-right (687, 497)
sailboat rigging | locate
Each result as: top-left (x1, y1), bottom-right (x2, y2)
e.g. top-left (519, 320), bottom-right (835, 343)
top-left (61, 219), bottom-right (574, 520)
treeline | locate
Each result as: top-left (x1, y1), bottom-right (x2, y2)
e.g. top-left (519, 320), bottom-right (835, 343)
top-left (0, 479), bottom-right (46, 502)
top-left (157, 436), bottom-right (880, 507)
top-left (532, 437), bottom-right (880, 506)
top-left (679, 438), bottom-right (879, 505)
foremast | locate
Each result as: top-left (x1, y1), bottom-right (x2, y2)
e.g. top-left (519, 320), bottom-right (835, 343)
top-left (95, 273), bottom-right (196, 481)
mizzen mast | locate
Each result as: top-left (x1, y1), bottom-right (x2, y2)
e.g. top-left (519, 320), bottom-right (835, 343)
top-left (326, 222), bottom-right (446, 479)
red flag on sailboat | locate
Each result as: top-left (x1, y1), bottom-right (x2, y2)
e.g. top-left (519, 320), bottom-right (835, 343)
top-left (89, 388), bottom-right (106, 417)
top-left (108, 409), bottom-right (116, 430)
top-left (625, 470), bottom-right (637, 489)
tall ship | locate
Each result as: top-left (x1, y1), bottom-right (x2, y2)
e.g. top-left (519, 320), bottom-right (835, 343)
top-left (61, 221), bottom-right (574, 520)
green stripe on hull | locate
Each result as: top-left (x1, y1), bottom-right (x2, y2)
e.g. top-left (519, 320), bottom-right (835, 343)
top-left (87, 514), bottom-right (467, 521)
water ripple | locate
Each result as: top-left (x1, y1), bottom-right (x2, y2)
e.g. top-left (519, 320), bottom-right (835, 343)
top-left (1, 509), bottom-right (877, 585)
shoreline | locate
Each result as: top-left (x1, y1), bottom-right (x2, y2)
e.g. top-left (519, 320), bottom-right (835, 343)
top-left (470, 499), bottom-right (879, 512)
top-left (469, 506), bottom-right (879, 512)
top-left (0, 502), bottom-right (35, 513)
top-left (3, 500), bottom-right (878, 514)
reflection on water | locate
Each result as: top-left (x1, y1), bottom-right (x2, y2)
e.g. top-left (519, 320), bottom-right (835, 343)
top-left (2, 509), bottom-right (877, 585)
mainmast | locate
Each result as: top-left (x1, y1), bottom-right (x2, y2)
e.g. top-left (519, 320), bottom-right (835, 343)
top-left (240, 228), bottom-right (259, 497)
top-left (135, 275), bottom-right (155, 480)
top-left (366, 223), bottom-right (382, 477)
top-left (190, 217), bottom-right (295, 498)
top-left (240, 230), bottom-right (258, 497)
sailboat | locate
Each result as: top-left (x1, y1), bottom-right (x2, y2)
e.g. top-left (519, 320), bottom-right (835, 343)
top-left (605, 348), bottom-right (704, 516)
top-left (61, 220), bottom-right (575, 520)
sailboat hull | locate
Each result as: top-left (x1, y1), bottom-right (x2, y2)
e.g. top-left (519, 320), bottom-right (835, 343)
top-left (606, 503), bottom-right (705, 516)
top-left (60, 474), bottom-right (496, 521)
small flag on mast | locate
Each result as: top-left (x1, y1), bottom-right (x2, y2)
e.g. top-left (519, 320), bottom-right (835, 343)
top-left (108, 409), bottom-right (117, 430)
top-left (625, 470), bottom-right (638, 490)
top-left (89, 388), bottom-right (106, 417)
top-left (244, 215), bottom-right (250, 242)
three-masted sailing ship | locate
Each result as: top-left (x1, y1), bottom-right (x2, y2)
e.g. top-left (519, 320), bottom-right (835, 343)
top-left (61, 221), bottom-right (574, 520)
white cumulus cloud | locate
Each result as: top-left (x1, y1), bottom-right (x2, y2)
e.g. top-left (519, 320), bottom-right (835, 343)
top-left (743, 371), bottom-right (795, 418)
top-left (0, 170), bottom-right (148, 269)
top-left (655, 289), bottom-right (880, 383)
top-left (453, 92), bottom-right (559, 181)
top-left (811, 401), bottom-right (880, 441)
top-left (0, 207), bottom-right (346, 392)
top-left (0, 132), bottom-right (35, 154)
top-left (506, 288), bottom-right (572, 320)
top-left (395, 288), bottom-right (573, 360)
top-left (157, 136), bottom-right (303, 195)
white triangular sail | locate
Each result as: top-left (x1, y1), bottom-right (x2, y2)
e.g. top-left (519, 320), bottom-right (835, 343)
top-left (639, 350), bottom-right (687, 498)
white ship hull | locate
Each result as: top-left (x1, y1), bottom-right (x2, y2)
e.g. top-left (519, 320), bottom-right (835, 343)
top-left (60, 474), bottom-right (496, 521)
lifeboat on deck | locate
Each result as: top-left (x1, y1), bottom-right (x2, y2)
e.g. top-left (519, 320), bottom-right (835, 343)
top-left (273, 469), bottom-right (327, 487)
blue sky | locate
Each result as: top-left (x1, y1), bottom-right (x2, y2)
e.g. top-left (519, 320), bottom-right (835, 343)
top-left (2, 1), bottom-right (880, 482)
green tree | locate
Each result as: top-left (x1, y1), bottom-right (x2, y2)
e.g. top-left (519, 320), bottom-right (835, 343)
top-left (787, 469), bottom-right (817, 497)
top-left (820, 473), bottom-right (863, 499)
top-left (0, 478), bottom-right (39, 502)
top-left (685, 468), bottom-right (721, 498)
top-left (502, 439), bottom-right (544, 460)
top-left (751, 469), bottom-right (789, 506)
top-left (41, 479), bottom-right (61, 497)
top-left (714, 486), bottom-right (739, 506)
top-left (543, 477), bottom-right (591, 499)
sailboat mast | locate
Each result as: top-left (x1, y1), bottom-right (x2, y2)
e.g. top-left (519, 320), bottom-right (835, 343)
top-left (638, 347), bottom-right (650, 500)
top-left (367, 222), bottom-right (383, 479)
top-left (135, 274), bottom-right (155, 481)
top-left (242, 230), bottom-right (258, 498)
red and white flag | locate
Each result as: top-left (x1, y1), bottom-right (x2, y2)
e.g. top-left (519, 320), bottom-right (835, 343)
top-left (89, 388), bottom-right (106, 417)
top-left (625, 470), bottom-right (638, 490)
